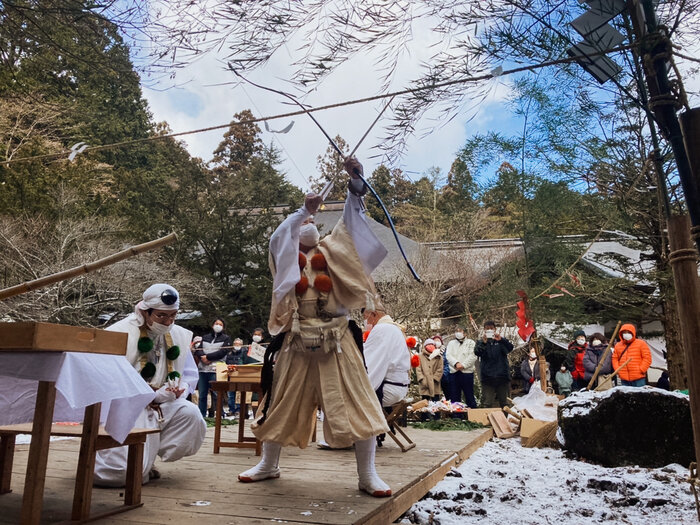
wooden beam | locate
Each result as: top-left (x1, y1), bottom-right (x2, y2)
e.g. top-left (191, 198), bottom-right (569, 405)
top-left (358, 428), bottom-right (493, 525)
top-left (20, 380), bottom-right (56, 525)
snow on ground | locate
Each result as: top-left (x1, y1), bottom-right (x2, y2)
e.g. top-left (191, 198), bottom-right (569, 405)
top-left (403, 439), bottom-right (698, 524)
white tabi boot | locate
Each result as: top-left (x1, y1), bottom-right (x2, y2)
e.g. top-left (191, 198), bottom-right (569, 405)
top-left (238, 441), bottom-right (282, 482)
top-left (355, 437), bottom-right (392, 497)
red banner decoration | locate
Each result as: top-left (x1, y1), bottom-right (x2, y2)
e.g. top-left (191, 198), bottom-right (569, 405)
top-left (515, 290), bottom-right (536, 342)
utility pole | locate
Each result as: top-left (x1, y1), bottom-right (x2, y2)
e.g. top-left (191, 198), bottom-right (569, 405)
top-left (627, 0), bottom-right (700, 468)
top-left (627, 0), bottom-right (700, 239)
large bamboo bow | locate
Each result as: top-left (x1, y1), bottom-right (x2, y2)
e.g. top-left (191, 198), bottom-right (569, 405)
top-left (231, 67), bottom-right (421, 282)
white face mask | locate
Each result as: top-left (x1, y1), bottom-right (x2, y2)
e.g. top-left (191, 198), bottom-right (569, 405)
top-left (252, 335), bottom-right (262, 343)
top-left (148, 321), bottom-right (172, 336)
top-left (233, 345), bottom-right (242, 350)
top-left (560, 366), bottom-right (567, 372)
top-left (455, 332), bottom-right (464, 340)
top-left (529, 352), bottom-right (537, 359)
top-left (484, 330), bottom-right (495, 339)
top-left (576, 338), bottom-right (586, 345)
top-left (592, 339), bottom-right (601, 346)
top-left (299, 223), bottom-right (320, 247)
top-left (435, 341), bottom-right (442, 348)
top-left (622, 332), bottom-right (633, 341)
top-left (213, 324), bottom-right (223, 334)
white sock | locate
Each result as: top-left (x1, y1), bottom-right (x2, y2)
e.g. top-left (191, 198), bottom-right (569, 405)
top-left (238, 441), bottom-right (282, 482)
top-left (355, 437), bottom-right (391, 497)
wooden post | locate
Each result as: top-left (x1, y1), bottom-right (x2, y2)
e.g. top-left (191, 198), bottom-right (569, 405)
top-left (668, 214), bottom-right (700, 465)
top-left (72, 402), bottom-right (101, 521)
top-left (21, 380), bottom-right (57, 525)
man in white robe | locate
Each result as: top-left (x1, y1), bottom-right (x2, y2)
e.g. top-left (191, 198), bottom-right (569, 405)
top-left (94, 284), bottom-right (206, 487)
top-left (362, 308), bottom-right (411, 407)
top-left (238, 157), bottom-right (393, 497)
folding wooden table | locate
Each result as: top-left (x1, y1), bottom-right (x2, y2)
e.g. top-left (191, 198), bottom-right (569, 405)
top-left (210, 366), bottom-right (263, 456)
top-left (0, 322), bottom-right (155, 524)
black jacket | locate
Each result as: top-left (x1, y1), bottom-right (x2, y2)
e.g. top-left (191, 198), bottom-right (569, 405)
top-left (474, 337), bottom-right (514, 384)
top-left (194, 332), bottom-right (232, 363)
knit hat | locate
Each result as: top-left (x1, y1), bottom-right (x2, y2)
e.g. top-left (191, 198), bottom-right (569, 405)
top-left (573, 330), bottom-right (586, 339)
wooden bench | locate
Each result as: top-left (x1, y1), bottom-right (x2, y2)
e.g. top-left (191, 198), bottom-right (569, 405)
top-left (384, 400), bottom-right (415, 452)
top-left (0, 420), bottom-right (159, 522)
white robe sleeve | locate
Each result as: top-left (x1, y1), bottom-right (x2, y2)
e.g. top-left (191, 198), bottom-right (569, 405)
top-left (363, 327), bottom-right (391, 391)
top-left (269, 205), bottom-right (312, 303)
top-left (181, 349), bottom-right (199, 396)
top-left (342, 181), bottom-right (388, 275)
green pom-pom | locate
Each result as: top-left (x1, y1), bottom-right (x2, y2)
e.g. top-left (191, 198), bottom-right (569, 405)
top-left (167, 371), bottom-right (181, 380)
top-left (166, 345), bottom-right (180, 361)
top-left (140, 362), bottom-right (156, 380)
top-left (137, 337), bottom-right (153, 353)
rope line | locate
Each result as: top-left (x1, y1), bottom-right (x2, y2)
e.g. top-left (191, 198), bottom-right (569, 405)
top-left (0, 43), bottom-right (637, 168)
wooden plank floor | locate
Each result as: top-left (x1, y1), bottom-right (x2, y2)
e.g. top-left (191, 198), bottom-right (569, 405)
top-left (0, 421), bottom-right (492, 525)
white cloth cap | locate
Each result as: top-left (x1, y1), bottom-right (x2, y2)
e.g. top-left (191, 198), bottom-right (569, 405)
top-left (424, 338), bottom-right (435, 346)
top-left (134, 284), bottom-right (180, 323)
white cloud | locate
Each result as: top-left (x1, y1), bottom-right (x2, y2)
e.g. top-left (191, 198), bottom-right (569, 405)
top-left (141, 11), bottom-right (514, 191)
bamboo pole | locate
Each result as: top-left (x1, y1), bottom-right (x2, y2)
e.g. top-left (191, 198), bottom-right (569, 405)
top-left (586, 321), bottom-right (622, 391)
top-left (594, 357), bottom-right (632, 391)
top-left (0, 233), bottom-right (178, 301)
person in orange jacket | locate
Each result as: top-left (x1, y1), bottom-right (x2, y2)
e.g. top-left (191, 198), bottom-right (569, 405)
top-left (612, 323), bottom-right (652, 387)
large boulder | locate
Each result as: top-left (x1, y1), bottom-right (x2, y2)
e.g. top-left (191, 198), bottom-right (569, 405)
top-left (558, 386), bottom-right (694, 467)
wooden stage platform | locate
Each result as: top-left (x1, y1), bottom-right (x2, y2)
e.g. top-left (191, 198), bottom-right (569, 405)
top-left (0, 421), bottom-right (492, 524)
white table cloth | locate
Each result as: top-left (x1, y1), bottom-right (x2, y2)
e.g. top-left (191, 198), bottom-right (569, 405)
top-left (0, 352), bottom-right (155, 443)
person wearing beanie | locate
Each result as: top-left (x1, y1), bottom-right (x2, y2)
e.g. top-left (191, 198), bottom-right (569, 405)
top-left (564, 329), bottom-right (588, 391)
top-left (583, 333), bottom-right (613, 389)
top-left (94, 284), bottom-right (206, 487)
top-left (416, 338), bottom-right (444, 401)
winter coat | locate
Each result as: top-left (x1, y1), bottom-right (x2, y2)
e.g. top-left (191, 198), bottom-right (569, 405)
top-left (225, 345), bottom-right (247, 365)
top-left (474, 337), bottom-right (514, 385)
top-left (612, 324), bottom-right (652, 382)
top-left (193, 331), bottom-right (232, 371)
top-left (445, 338), bottom-right (477, 374)
top-left (555, 370), bottom-right (573, 393)
top-left (520, 358), bottom-right (541, 393)
top-left (564, 342), bottom-right (587, 381)
top-left (583, 344), bottom-right (612, 382)
top-left (416, 347), bottom-right (443, 397)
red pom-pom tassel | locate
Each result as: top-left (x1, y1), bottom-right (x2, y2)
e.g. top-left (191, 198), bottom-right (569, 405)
top-left (410, 354), bottom-right (420, 368)
top-left (406, 336), bottom-right (417, 349)
top-left (362, 330), bottom-right (370, 342)
top-left (310, 253), bottom-right (327, 271)
top-left (313, 274), bottom-right (332, 293)
top-left (298, 252), bottom-right (307, 269)
top-left (295, 275), bottom-right (309, 295)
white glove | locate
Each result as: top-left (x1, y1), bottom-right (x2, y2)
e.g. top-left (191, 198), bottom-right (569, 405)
top-left (428, 349), bottom-right (441, 360)
top-left (153, 384), bottom-right (176, 404)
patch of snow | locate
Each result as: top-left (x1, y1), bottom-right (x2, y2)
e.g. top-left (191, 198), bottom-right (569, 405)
top-left (512, 383), bottom-right (559, 421)
top-left (559, 386), bottom-right (689, 419)
top-left (406, 439), bottom-right (697, 524)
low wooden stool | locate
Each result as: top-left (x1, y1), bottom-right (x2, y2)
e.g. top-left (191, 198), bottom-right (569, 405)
top-left (0, 422), bottom-right (159, 522)
top-left (384, 400), bottom-right (415, 452)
